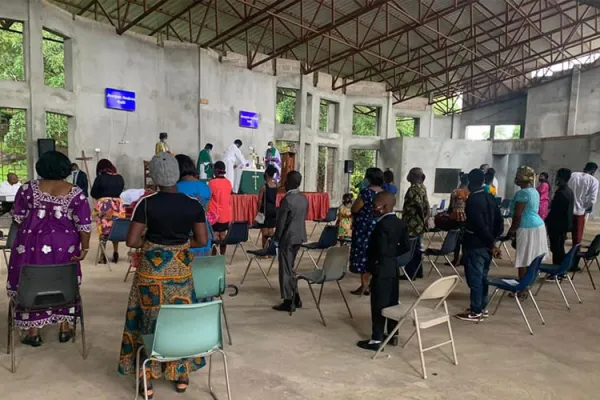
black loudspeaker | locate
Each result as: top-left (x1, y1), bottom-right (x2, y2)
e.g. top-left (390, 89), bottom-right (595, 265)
top-left (344, 160), bottom-right (354, 174)
top-left (37, 139), bottom-right (56, 156)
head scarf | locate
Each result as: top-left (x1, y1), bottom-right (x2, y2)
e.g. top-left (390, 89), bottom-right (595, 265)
top-left (96, 159), bottom-right (117, 175)
top-left (36, 151), bottom-right (72, 180)
top-left (516, 166), bottom-right (535, 184)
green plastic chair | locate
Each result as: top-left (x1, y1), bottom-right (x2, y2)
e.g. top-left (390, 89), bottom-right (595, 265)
top-left (192, 255), bottom-right (233, 345)
top-left (135, 301), bottom-right (231, 400)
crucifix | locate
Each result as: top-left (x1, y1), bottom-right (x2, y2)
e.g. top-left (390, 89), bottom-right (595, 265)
top-left (75, 150), bottom-right (93, 191)
top-left (252, 172), bottom-right (260, 191)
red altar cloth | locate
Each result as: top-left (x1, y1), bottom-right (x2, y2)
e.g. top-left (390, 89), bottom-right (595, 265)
top-left (231, 192), bottom-right (330, 224)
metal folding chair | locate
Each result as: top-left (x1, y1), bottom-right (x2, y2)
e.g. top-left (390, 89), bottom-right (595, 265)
top-left (484, 254), bottom-right (546, 335)
top-left (535, 246), bottom-right (582, 310)
top-left (96, 218), bottom-right (130, 272)
top-left (296, 226), bottom-right (338, 270)
top-left (572, 234), bottom-right (600, 290)
top-left (241, 239), bottom-right (277, 289)
top-left (309, 207), bottom-right (338, 238)
top-left (0, 222), bottom-right (17, 268)
top-left (213, 221), bottom-right (250, 265)
top-left (398, 237), bottom-right (420, 295)
top-left (424, 230), bottom-right (462, 281)
top-left (291, 247), bottom-right (353, 326)
top-left (372, 276), bottom-right (461, 380)
top-left (7, 263), bottom-right (87, 373)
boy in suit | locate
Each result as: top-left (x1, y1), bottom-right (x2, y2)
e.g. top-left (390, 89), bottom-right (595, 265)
top-left (273, 170), bottom-right (309, 312)
top-left (358, 191), bottom-right (410, 351)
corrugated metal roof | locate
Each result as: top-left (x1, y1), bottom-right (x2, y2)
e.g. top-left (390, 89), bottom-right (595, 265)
top-left (47, 0), bottom-right (600, 110)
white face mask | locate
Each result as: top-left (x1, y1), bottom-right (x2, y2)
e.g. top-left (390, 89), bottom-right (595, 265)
top-left (267, 146), bottom-right (272, 150)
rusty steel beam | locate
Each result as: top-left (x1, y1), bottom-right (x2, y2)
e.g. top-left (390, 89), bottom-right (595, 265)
top-left (148, 0), bottom-right (203, 36)
top-left (117, 0), bottom-right (171, 35)
top-left (306, 0), bottom-right (478, 74)
top-left (202, 0), bottom-right (297, 48)
top-left (249, 0), bottom-right (395, 69)
top-left (77, 0), bottom-right (98, 16)
top-left (335, 0), bottom-right (573, 91)
top-left (389, 6), bottom-right (599, 93)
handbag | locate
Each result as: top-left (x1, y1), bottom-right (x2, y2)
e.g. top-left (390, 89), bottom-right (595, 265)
top-left (254, 184), bottom-right (267, 224)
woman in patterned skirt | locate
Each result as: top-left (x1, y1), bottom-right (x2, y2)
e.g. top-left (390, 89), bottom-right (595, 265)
top-left (91, 159), bottom-right (125, 263)
top-left (118, 152), bottom-right (208, 399)
top-left (7, 151), bottom-right (92, 346)
top-left (349, 167), bottom-right (384, 296)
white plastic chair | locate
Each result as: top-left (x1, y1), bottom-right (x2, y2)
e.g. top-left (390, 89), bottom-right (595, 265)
top-left (372, 276), bottom-right (460, 380)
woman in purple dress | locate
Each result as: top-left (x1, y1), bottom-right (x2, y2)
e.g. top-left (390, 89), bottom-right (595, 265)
top-left (7, 151), bottom-right (92, 346)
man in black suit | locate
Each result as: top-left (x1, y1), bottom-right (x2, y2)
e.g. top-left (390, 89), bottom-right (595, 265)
top-left (272, 170), bottom-right (309, 312)
top-left (546, 168), bottom-right (575, 266)
top-left (358, 191), bottom-right (410, 351)
top-left (71, 163), bottom-right (88, 197)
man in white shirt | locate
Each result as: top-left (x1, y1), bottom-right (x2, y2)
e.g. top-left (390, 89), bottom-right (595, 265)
top-left (222, 139), bottom-right (250, 190)
top-left (0, 173), bottom-right (21, 214)
top-left (568, 162), bottom-right (599, 245)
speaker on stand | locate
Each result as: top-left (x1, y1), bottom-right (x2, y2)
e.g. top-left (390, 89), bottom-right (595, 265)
top-left (344, 160), bottom-right (354, 194)
top-left (37, 138), bottom-right (56, 157)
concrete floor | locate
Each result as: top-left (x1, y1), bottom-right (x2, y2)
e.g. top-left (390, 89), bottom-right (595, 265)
top-left (1, 222), bottom-right (600, 400)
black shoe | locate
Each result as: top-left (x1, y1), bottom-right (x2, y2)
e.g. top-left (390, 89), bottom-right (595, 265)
top-left (59, 330), bottom-right (73, 343)
top-left (386, 336), bottom-right (398, 346)
top-left (294, 294), bottom-right (303, 309)
top-left (112, 252), bottom-right (119, 263)
top-left (272, 300), bottom-right (295, 312)
top-left (21, 334), bottom-right (42, 347)
top-left (356, 339), bottom-right (383, 351)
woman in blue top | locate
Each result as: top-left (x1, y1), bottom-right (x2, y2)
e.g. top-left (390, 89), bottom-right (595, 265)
top-left (176, 154), bottom-right (212, 255)
top-left (507, 166), bottom-right (548, 291)
top-left (382, 169), bottom-right (398, 195)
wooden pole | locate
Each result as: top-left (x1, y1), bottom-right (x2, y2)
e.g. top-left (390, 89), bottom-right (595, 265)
top-left (75, 150), bottom-right (93, 191)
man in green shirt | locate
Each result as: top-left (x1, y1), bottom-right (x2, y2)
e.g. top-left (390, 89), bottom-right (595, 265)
top-left (197, 143), bottom-right (214, 179)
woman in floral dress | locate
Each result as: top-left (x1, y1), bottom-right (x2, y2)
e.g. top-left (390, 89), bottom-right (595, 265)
top-left (349, 168), bottom-right (384, 296)
top-left (7, 151), bottom-right (92, 346)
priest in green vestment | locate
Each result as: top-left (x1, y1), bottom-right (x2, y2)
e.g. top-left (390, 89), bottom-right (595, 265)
top-left (197, 143), bottom-right (214, 179)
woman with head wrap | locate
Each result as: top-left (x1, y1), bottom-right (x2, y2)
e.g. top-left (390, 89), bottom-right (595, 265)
top-left (91, 159), bottom-right (125, 263)
top-left (118, 152), bottom-right (208, 398)
top-left (7, 151), bottom-right (92, 347)
top-left (507, 166), bottom-right (548, 296)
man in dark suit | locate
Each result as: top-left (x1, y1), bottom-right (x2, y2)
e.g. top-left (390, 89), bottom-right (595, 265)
top-left (71, 163), bottom-right (89, 197)
top-left (546, 168), bottom-right (575, 266)
top-left (358, 191), bottom-right (410, 351)
top-left (272, 170), bottom-right (308, 312)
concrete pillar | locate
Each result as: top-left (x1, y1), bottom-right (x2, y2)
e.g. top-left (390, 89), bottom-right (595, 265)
top-left (25, 0), bottom-right (46, 178)
top-left (566, 66), bottom-right (581, 136)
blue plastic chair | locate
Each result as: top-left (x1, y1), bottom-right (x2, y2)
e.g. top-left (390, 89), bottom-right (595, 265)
top-left (424, 230), bottom-right (462, 281)
top-left (485, 254), bottom-right (546, 335)
top-left (96, 218), bottom-right (130, 272)
top-left (296, 226), bottom-right (338, 270)
top-left (192, 255), bottom-right (232, 345)
top-left (398, 237), bottom-right (420, 295)
top-left (309, 207), bottom-right (338, 238)
top-left (241, 239), bottom-right (277, 289)
top-left (535, 245), bottom-right (582, 310)
top-left (213, 221), bottom-right (250, 265)
top-left (438, 199), bottom-right (446, 211)
top-left (135, 301), bottom-right (231, 400)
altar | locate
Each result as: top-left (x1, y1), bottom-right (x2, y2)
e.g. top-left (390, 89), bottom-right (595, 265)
top-left (230, 192), bottom-right (330, 224)
top-left (234, 168), bottom-right (265, 194)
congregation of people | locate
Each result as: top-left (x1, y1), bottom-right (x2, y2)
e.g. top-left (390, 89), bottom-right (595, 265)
top-left (3, 128), bottom-right (600, 396)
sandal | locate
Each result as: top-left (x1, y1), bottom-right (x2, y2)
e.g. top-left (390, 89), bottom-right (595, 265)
top-left (175, 378), bottom-right (189, 393)
top-left (21, 334), bottom-right (42, 347)
top-left (138, 381), bottom-right (154, 399)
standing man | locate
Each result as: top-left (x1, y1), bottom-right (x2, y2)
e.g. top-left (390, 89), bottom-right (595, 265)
top-left (402, 167), bottom-right (430, 280)
top-left (265, 141), bottom-right (281, 182)
top-left (272, 171), bottom-right (308, 312)
top-left (568, 162), bottom-right (599, 245)
top-left (223, 139), bottom-right (250, 190)
top-left (357, 191), bottom-right (410, 351)
top-left (0, 173), bottom-right (21, 214)
top-left (546, 168), bottom-right (574, 266)
top-left (155, 132), bottom-right (169, 154)
top-left (197, 143), bottom-right (214, 180)
top-left (456, 169), bottom-right (504, 322)
top-left (71, 163), bottom-right (89, 197)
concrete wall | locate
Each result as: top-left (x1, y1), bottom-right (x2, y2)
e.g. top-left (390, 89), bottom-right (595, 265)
top-left (525, 78), bottom-right (570, 138)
